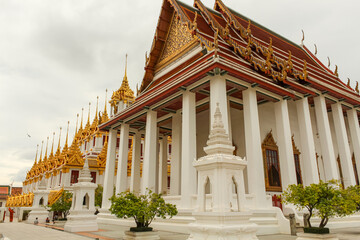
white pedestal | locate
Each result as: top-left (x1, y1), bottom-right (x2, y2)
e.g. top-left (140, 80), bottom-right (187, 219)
top-left (188, 212), bottom-right (258, 240)
top-left (297, 232), bottom-right (339, 240)
top-left (27, 208), bottom-right (49, 223)
top-left (64, 211), bottom-right (98, 232)
top-left (123, 231), bottom-right (160, 240)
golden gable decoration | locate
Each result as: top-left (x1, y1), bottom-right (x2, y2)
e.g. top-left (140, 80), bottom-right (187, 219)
top-left (156, 13), bottom-right (196, 71)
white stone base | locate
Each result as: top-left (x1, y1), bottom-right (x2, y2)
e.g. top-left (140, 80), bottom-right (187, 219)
top-left (188, 212), bottom-right (258, 240)
top-left (297, 232), bottom-right (339, 240)
top-left (27, 208), bottom-right (49, 224)
top-left (64, 211), bottom-right (98, 232)
top-left (123, 231), bottom-right (160, 240)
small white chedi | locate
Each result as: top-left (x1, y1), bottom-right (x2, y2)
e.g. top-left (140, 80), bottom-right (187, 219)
top-left (27, 177), bottom-right (50, 223)
top-left (188, 103), bottom-right (258, 240)
top-left (64, 159), bottom-right (98, 232)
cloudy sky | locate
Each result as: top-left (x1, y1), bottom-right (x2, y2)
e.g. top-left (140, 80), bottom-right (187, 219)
top-left (1, 0), bottom-right (359, 187)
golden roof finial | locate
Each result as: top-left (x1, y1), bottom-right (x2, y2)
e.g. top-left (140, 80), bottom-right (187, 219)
top-left (314, 44), bottom-right (317, 55)
top-left (64, 121), bottom-right (70, 149)
top-left (125, 53), bottom-right (128, 80)
top-left (50, 132), bottom-right (55, 156)
top-left (95, 96), bottom-right (99, 120)
top-left (56, 127), bottom-right (62, 155)
top-left (101, 89), bottom-right (109, 123)
top-left (356, 82), bottom-right (359, 94)
top-left (80, 108), bottom-right (84, 130)
top-left (347, 78), bottom-right (351, 87)
top-left (39, 141), bottom-right (44, 163)
top-left (327, 57), bottom-right (331, 68)
top-left (301, 29), bottom-right (304, 45)
top-left (34, 144), bottom-right (39, 164)
top-left (44, 136), bottom-right (49, 160)
top-left (334, 65), bottom-right (339, 77)
top-left (75, 113), bottom-right (79, 135)
top-left (87, 102), bottom-right (91, 126)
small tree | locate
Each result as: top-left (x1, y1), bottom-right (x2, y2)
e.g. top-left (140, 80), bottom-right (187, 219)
top-left (95, 185), bottom-right (103, 208)
top-left (283, 180), bottom-right (357, 229)
top-left (109, 190), bottom-right (178, 230)
top-left (47, 191), bottom-right (72, 219)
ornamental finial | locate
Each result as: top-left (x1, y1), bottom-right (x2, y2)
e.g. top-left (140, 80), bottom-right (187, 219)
top-left (347, 78), bottom-right (351, 87)
top-left (314, 44), bottom-right (317, 55)
top-left (39, 140), bottom-right (44, 163)
top-left (35, 144), bottom-right (39, 164)
top-left (327, 57), bottom-right (331, 68)
top-left (356, 82), bottom-right (359, 94)
top-left (50, 132), bottom-right (55, 156)
top-left (301, 29), bottom-right (304, 45)
top-left (334, 65), bottom-right (339, 77)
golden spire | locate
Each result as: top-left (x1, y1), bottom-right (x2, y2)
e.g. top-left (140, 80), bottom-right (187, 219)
top-left (101, 89), bottom-right (109, 123)
top-left (125, 53), bottom-right (128, 80)
top-left (75, 113), bottom-right (79, 135)
top-left (39, 141), bottom-right (44, 163)
top-left (86, 102), bottom-right (91, 127)
top-left (64, 121), bottom-right (69, 150)
top-left (34, 144), bottom-right (39, 165)
top-left (44, 136), bottom-right (49, 160)
top-left (56, 127), bottom-right (62, 156)
top-left (50, 132), bottom-right (55, 157)
top-left (80, 108), bottom-right (84, 130)
top-left (95, 96), bottom-right (99, 120)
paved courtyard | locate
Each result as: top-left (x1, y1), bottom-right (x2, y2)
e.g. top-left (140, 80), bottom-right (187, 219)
top-left (0, 218), bottom-right (360, 240)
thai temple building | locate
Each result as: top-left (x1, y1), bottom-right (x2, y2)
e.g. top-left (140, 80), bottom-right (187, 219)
top-left (6, 0), bottom-right (360, 236)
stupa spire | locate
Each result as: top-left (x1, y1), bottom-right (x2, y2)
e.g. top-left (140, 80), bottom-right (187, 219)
top-left (39, 141), bottom-right (44, 163)
top-left (80, 108), bottom-right (84, 130)
top-left (44, 136), bottom-right (49, 160)
top-left (56, 127), bottom-right (62, 155)
top-left (75, 113), bottom-right (79, 135)
top-left (101, 89), bottom-right (109, 123)
top-left (64, 121), bottom-right (70, 149)
top-left (50, 132), bottom-right (55, 156)
top-left (124, 53), bottom-right (128, 80)
top-left (34, 144), bottom-right (39, 165)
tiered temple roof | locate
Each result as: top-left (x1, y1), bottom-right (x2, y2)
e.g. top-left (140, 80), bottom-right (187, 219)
top-left (101, 0), bottom-right (360, 132)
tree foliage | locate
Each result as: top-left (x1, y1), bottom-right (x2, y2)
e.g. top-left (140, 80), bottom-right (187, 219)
top-left (283, 180), bottom-right (358, 228)
top-left (47, 191), bottom-right (72, 219)
top-left (95, 185), bottom-right (103, 208)
top-left (109, 190), bottom-right (178, 228)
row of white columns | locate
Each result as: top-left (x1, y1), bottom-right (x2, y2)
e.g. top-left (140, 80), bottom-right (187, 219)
top-left (101, 75), bottom-right (360, 211)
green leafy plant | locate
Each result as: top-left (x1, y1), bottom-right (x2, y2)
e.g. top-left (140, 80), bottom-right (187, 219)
top-left (95, 184), bottom-right (103, 208)
top-left (109, 190), bottom-right (178, 230)
top-left (283, 180), bottom-right (358, 229)
top-left (47, 190), bottom-right (72, 219)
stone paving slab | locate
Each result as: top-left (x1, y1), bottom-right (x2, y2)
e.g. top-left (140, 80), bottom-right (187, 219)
top-left (1, 219), bottom-right (360, 240)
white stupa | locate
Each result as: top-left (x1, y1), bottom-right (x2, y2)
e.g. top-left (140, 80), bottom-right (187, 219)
top-left (64, 159), bottom-right (98, 232)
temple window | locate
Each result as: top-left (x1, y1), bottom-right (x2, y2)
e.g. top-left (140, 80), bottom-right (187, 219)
top-left (262, 131), bottom-right (282, 192)
top-left (91, 172), bottom-right (96, 184)
top-left (336, 155), bottom-right (344, 187)
top-left (292, 136), bottom-right (302, 185)
top-left (70, 170), bottom-right (79, 185)
top-left (352, 154), bottom-right (359, 185)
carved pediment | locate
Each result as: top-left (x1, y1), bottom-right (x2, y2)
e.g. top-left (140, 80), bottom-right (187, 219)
top-left (155, 13), bottom-right (195, 71)
top-left (262, 130), bottom-right (278, 150)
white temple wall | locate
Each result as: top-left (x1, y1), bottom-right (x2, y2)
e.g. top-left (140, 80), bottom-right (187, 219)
top-left (258, 102), bottom-right (278, 144)
top-left (230, 107), bottom-right (246, 158)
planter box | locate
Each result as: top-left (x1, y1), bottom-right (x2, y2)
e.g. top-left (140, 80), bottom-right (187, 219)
top-left (304, 227), bottom-right (329, 234)
top-left (123, 230), bottom-right (160, 240)
top-left (297, 232), bottom-right (339, 240)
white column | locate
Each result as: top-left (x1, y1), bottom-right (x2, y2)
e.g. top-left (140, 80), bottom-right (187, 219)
top-left (314, 96), bottom-right (338, 181)
top-left (274, 99), bottom-right (297, 188)
top-left (243, 88), bottom-right (267, 207)
top-left (159, 136), bottom-right (168, 194)
top-left (130, 131), bottom-right (141, 193)
top-left (332, 103), bottom-right (356, 187)
top-left (347, 108), bottom-right (360, 182)
top-left (115, 123), bottom-right (129, 194)
top-left (210, 76), bottom-right (229, 134)
top-left (170, 111), bottom-right (181, 195)
top-left (142, 110), bottom-right (158, 194)
top-left (181, 90), bottom-right (197, 209)
top-left (296, 98), bottom-right (319, 185)
top-left (101, 128), bottom-right (117, 210)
